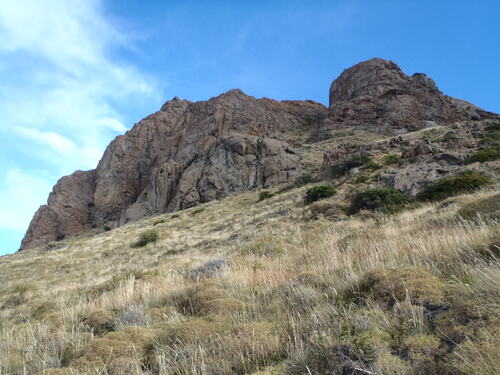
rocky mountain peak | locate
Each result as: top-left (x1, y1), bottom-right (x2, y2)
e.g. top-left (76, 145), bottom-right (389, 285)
top-left (329, 58), bottom-right (409, 105)
top-left (317, 58), bottom-right (498, 138)
top-left (20, 58), bottom-right (499, 250)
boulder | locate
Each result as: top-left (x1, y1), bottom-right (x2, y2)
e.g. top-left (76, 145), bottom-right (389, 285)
top-left (380, 163), bottom-right (461, 197)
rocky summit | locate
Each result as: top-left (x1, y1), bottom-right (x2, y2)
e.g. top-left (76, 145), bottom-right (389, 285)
top-left (20, 58), bottom-right (499, 250)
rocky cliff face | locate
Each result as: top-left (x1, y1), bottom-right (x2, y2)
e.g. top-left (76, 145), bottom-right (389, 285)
top-left (20, 58), bottom-right (499, 250)
top-left (21, 90), bottom-right (325, 249)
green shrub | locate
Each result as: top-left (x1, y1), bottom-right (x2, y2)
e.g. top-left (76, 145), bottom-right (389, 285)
top-left (153, 218), bottom-right (166, 226)
top-left (103, 225), bottom-right (112, 232)
top-left (468, 147), bottom-right (500, 163)
top-left (350, 188), bottom-right (409, 214)
top-left (382, 154), bottom-right (399, 165)
top-left (329, 154), bottom-right (372, 177)
top-left (304, 185), bottom-right (336, 204)
top-left (416, 171), bottom-right (492, 202)
top-left (258, 191), bottom-right (275, 201)
top-left (130, 230), bottom-right (159, 248)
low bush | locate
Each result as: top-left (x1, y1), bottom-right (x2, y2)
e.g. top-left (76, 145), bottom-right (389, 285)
top-left (258, 191), bottom-right (275, 201)
top-left (416, 170), bottom-right (492, 202)
top-left (0, 283), bottom-right (34, 309)
top-left (30, 301), bottom-right (57, 321)
top-left (452, 334), bottom-right (500, 375)
top-left (130, 230), bottom-right (159, 248)
top-left (401, 334), bottom-right (441, 373)
top-left (350, 187), bottom-right (409, 214)
top-left (468, 147), bottom-right (500, 163)
top-left (363, 160), bottom-right (382, 171)
top-left (304, 185), bottom-right (336, 204)
top-left (241, 236), bottom-right (285, 257)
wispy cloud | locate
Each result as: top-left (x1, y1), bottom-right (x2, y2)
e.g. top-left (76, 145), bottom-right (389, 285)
top-left (13, 126), bottom-right (77, 155)
top-left (0, 169), bottom-right (53, 232)
top-left (0, 0), bottom-right (160, 250)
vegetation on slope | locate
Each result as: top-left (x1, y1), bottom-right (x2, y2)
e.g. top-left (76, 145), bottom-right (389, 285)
top-left (416, 170), bottom-right (492, 202)
top-left (1, 119), bottom-right (499, 375)
top-left (0, 180), bottom-right (498, 375)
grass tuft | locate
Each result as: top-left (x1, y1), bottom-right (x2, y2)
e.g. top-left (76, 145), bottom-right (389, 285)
top-left (130, 229), bottom-right (159, 248)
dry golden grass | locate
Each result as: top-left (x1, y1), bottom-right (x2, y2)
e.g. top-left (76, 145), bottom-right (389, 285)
top-left (0, 156), bottom-right (499, 374)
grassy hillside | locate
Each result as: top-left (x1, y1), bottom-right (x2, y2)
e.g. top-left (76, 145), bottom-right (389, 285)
top-left (1, 181), bottom-right (499, 374)
top-left (1, 123), bottom-right (499, 375)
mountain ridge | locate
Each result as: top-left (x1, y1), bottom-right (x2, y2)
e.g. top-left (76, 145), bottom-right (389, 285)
top-left (20, 58), bottom-right (499, 250)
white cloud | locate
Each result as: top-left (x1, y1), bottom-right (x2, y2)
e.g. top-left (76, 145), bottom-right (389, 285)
top-left (0, 169), bottom-right (53, 232)
top-left (0, 0), bottom-right (120, 70)
top-left (97, 117), bottom-right (129, 133)
top-left (0, 0), bottom-right (158, 155)
top-left (14, 126), bottom-right (77, 154)
top-left (0, 0), bottom-right (160, 243)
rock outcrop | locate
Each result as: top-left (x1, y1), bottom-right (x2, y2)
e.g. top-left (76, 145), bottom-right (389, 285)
top-left (21, 170), bottom-right (96, 249)
top-left (21, 90), bottom-right (325, 249)
top-left (312, 58), bottom-right (497, 139)
top-left (21, 58), bottom-right (499, 250)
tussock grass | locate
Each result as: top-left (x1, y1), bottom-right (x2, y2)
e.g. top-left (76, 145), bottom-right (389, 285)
top-left (0, 184), bottom-right (499, 374)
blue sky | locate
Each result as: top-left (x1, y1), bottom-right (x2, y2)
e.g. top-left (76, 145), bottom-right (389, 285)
top-left (0, 0), bottom-right (499, 255)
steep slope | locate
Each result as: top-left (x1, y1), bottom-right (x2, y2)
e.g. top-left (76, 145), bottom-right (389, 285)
top-left (1, 172), bottom-right (499, 374)
top-left (20, 58), bottom-right (499, 250)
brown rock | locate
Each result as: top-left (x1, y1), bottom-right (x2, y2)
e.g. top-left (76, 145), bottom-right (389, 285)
top-left (21, 91), bottom-right (325, 249)
top-left (20, 59), bottom-right (499, 250)
top-left (21, 170), bottom-right (95, 249)
top-left (315, 58), bottom-right (498, 138)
